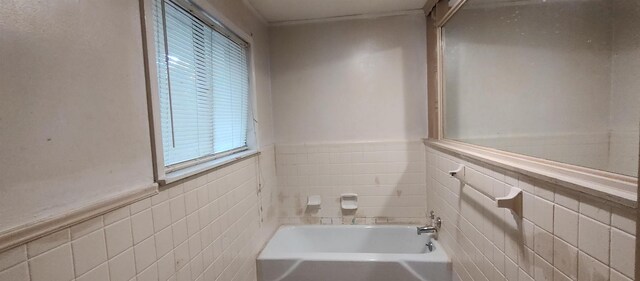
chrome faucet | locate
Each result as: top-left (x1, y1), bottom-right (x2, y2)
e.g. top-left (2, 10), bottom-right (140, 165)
top-left (417, 225), bottom-right (438, 235)
top-left (426, 241), bottom-right (434, 252)
top-left (417, 211), bottom-right (442, 235)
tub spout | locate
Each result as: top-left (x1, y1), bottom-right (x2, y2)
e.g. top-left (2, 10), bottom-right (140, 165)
top-left (416, 226), bottom-right (438, 235)
top-left (417, 216), bottom-right (441, 235)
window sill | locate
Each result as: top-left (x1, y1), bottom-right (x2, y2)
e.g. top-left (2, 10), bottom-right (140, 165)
top-left (425, 139), bottom-right (637, 208)
top-left (159, 149), bottom-right (259, 185)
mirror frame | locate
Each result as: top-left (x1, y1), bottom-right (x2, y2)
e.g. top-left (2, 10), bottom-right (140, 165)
top-left (424, 0), bottom-right (638, 208)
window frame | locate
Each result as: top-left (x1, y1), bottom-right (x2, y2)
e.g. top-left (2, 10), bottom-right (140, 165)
top-left (141, 0), bottom-right (259, 185)
top-left (425, 0), bottom-right (638, 208)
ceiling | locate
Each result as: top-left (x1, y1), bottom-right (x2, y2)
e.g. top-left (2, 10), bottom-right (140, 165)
top-left (246, 0), bottom-right (429, 23)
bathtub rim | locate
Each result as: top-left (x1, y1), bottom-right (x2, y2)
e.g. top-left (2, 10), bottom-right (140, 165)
top-left (257, 224), bottom-right (451, 263)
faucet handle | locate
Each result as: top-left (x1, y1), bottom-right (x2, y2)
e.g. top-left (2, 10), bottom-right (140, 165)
top-left (426, 241), bottom-right (434, 252)
top-left (428, 210), bottom-right (435, 220)
top-left (434, 217), bottom-right (442, 229)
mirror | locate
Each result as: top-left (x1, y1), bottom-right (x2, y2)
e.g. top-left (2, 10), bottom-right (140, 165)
top-left (442, 0), bottom-right (640, 177)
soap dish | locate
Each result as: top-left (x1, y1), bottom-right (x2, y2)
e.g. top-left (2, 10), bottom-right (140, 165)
top-left (340, 193), bottom-right (358, 210)
top-left (307, 195), bottom-right (321, 207)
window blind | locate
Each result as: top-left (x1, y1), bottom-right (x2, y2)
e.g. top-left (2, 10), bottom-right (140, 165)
top-left (153, 0), bottom-right (250, 168)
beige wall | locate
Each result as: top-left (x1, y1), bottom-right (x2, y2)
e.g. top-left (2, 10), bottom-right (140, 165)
top-left (269, 14), bottom-right (428, 144)
top-left (0, 1), bottom-right (278, 281)
top-left (0, 0), bottom-right (154, 233)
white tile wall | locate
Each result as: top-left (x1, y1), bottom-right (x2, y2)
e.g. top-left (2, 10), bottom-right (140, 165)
top-left (276, 141), bottom-right (427, 225)
top-left (0, 146), bottom-right (278, 281)
top-left (0, 142), bottom-right (632, 281)
top-left (72, 229), bottom-right (108, 276)
top-left (426, 147), bottom-right (637, 281)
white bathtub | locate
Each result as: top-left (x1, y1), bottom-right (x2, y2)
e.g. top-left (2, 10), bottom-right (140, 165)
top-left (257, 225), bottom-right (452, 281)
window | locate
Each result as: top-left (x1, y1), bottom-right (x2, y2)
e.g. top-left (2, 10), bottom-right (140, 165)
top-left (153, 0), bottom-right (251, 170)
